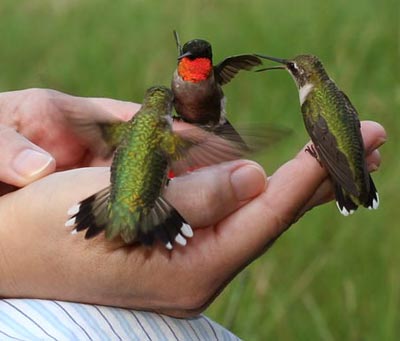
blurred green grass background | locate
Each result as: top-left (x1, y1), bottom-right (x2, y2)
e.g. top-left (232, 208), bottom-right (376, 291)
top-left (0, 0), bottom-right (398, 339)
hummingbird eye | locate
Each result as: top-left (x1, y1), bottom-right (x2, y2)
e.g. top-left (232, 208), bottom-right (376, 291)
top-left (287, 62), bottom-right (303, 75)
top-left (287, 62), bottom-right (297, 71)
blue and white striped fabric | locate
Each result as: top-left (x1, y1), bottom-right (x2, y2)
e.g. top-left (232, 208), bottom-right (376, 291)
top-left (0, 299), bottom-right (240, 340)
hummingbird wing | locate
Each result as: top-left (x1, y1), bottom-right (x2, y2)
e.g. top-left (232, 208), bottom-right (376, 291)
top-left (214, 54), bottom-right (262, 85)
top-left (72, 118), bottom-right (129, 158)
top-left (339, 90), bottom-right (360, 117)
top-left (54, 95), bottom-right (130, 158)
top-left (305, 114), bottom-right (359, 197)
top-left (166, 123), bottom-right (286, 176)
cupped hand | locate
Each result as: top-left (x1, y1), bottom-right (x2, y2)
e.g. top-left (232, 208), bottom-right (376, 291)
top-left (0, 119), bottom-right (385, 317)
top-left (0, 88), bottom-right (140, 187)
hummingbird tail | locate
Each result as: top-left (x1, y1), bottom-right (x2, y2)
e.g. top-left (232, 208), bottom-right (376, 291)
top-left (363, 174), bottom-right (379, 210)
top-left (65, 187), bottom-right (110, 239)
top-left (65, 192), bottom-right (193, 250)
top-left (334, 182), bottom-right (358, 216)
top-left (137, 196), bottom-right (193, 250)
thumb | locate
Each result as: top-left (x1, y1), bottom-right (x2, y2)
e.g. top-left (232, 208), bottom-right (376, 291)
top-left (0, 125), bottom-right (55, 187)
top-left (164, 160), bottom-right (267, 227)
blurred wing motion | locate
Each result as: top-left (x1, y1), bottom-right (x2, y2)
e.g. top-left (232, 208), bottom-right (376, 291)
top-left (52, 94), bottom-right (130, 157)
top-left (214, 55), bottom-right (262, 85)
top-left (169, 122), bottom-right (289, 176)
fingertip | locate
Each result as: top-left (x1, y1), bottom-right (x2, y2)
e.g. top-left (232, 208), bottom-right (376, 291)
top-left (230, 161), bottom-right (267, 201)
top-left (360, 120), bottom-right (387, 152)
top-left (165, 160), bottom-right (267, 228)
top-left (11, 149), bottom-right (56, 186)
top-left (366, 149), bottom-right (381, 172)
top-left (0, 124), bottom-right (57, 187)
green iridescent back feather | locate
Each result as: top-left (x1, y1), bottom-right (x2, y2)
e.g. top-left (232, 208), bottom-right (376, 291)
top-left (106, 106), bottom-right (172, 241)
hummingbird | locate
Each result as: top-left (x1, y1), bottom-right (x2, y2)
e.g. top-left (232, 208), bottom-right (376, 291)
top-left (171, 31), bottom-right (262, 128)
top-left (256, 54), bottom-right (379, 215)
top-left (64, 85), bottom-right (255, 249)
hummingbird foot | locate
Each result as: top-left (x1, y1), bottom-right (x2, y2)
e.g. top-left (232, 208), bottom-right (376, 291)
top-left (305, 144), bottom-right (323, 167)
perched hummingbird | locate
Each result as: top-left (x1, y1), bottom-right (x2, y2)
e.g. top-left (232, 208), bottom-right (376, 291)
top-left (256, 54), bottom-right (379, 215)
top-left (171, 31), bottom-right (262, 127)
top-left (65, 85), bottom-right (254, 249)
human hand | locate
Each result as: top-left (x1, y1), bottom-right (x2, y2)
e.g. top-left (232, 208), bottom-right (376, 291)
top-left (0, 114), bottom-right (385, 317)
top-left (0, 88), bottom-right (140, 190)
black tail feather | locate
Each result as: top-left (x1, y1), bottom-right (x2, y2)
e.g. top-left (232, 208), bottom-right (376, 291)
top-left (68, 187), bottom-right (110, 238)
top-left (67, 189), bottom-right (192, 249)
top-left (138, 202), bottom-right (190, 249)
top-left (334, 182), bottom-right (358, 216)
top-left (362, 174), bottom-right (379, 210)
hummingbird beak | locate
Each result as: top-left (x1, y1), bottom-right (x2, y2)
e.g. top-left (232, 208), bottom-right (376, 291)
top-left (255, 66), bottom-right (286, 72)
top-left (255, 54), bottom-right (289, 65)
top-left (173, 30), bottom-right (182, 55)
top-left (177, 51), bottom-right (193, 60)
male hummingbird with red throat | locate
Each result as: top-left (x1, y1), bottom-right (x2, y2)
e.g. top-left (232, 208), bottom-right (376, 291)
top-left (171, 31), bottom-right (262, 128)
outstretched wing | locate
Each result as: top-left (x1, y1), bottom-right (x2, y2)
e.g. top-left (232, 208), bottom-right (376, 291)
top-left (52, 94), bottom-right (130, 157)
top-left (214, 54), bottom-right (262, 85)
top-left (165, 121), bottom-right (288, 176)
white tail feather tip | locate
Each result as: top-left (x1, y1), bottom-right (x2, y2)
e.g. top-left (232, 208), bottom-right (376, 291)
top-left (373, 194), bottom-right (379, 209)
top-left (368, 194), bottom-right (379, 210)
top-left (175, 233), bottom-right (187, 246)
top-left (336, 201), bottom-right (350, 216)
top-left (181, 223), bottom-right (193, 238)
top-left (67, 204), bottom-right (80, 216)
top-left (65, 217), bottom-right (76, 227)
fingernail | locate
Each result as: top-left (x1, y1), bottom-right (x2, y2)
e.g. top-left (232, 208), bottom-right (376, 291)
top-left (230, 164), bottom-right (267, 201)
top-left (370, 136), bottom-right (387, 153)
top-left (368, 163), bottom-right (378, 173)
top-left (12, 149), bottom-right (55, 179)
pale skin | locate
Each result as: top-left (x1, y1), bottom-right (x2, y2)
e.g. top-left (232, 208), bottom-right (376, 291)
top-left (0, 88), bottom-right (386, 317)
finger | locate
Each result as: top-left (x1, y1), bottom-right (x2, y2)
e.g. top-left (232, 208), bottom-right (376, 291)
top-left (2, 162), bottom-right (266, 301)
top-left (295, 120), bottom-right (386, 217)
top-left (204, 120), bottom-right (387, 266)
top-left (20, 159), bottom-right (266, 241)
top-left (300, 149), bottom-right (382, 213)
top-left (164, 160), bottom-right (267, 227)
top-left (0, 125), bottom-right (55, 187)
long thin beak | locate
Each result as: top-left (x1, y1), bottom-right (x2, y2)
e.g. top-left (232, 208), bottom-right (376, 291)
top-left (173, 30), bottom-right (182, 55)
top-left (256, 66), bottom-right (286, 72)
top-left (255, 54), bottom-right (288, 65)
top-left (177, 51), bottom-right (192, 60)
